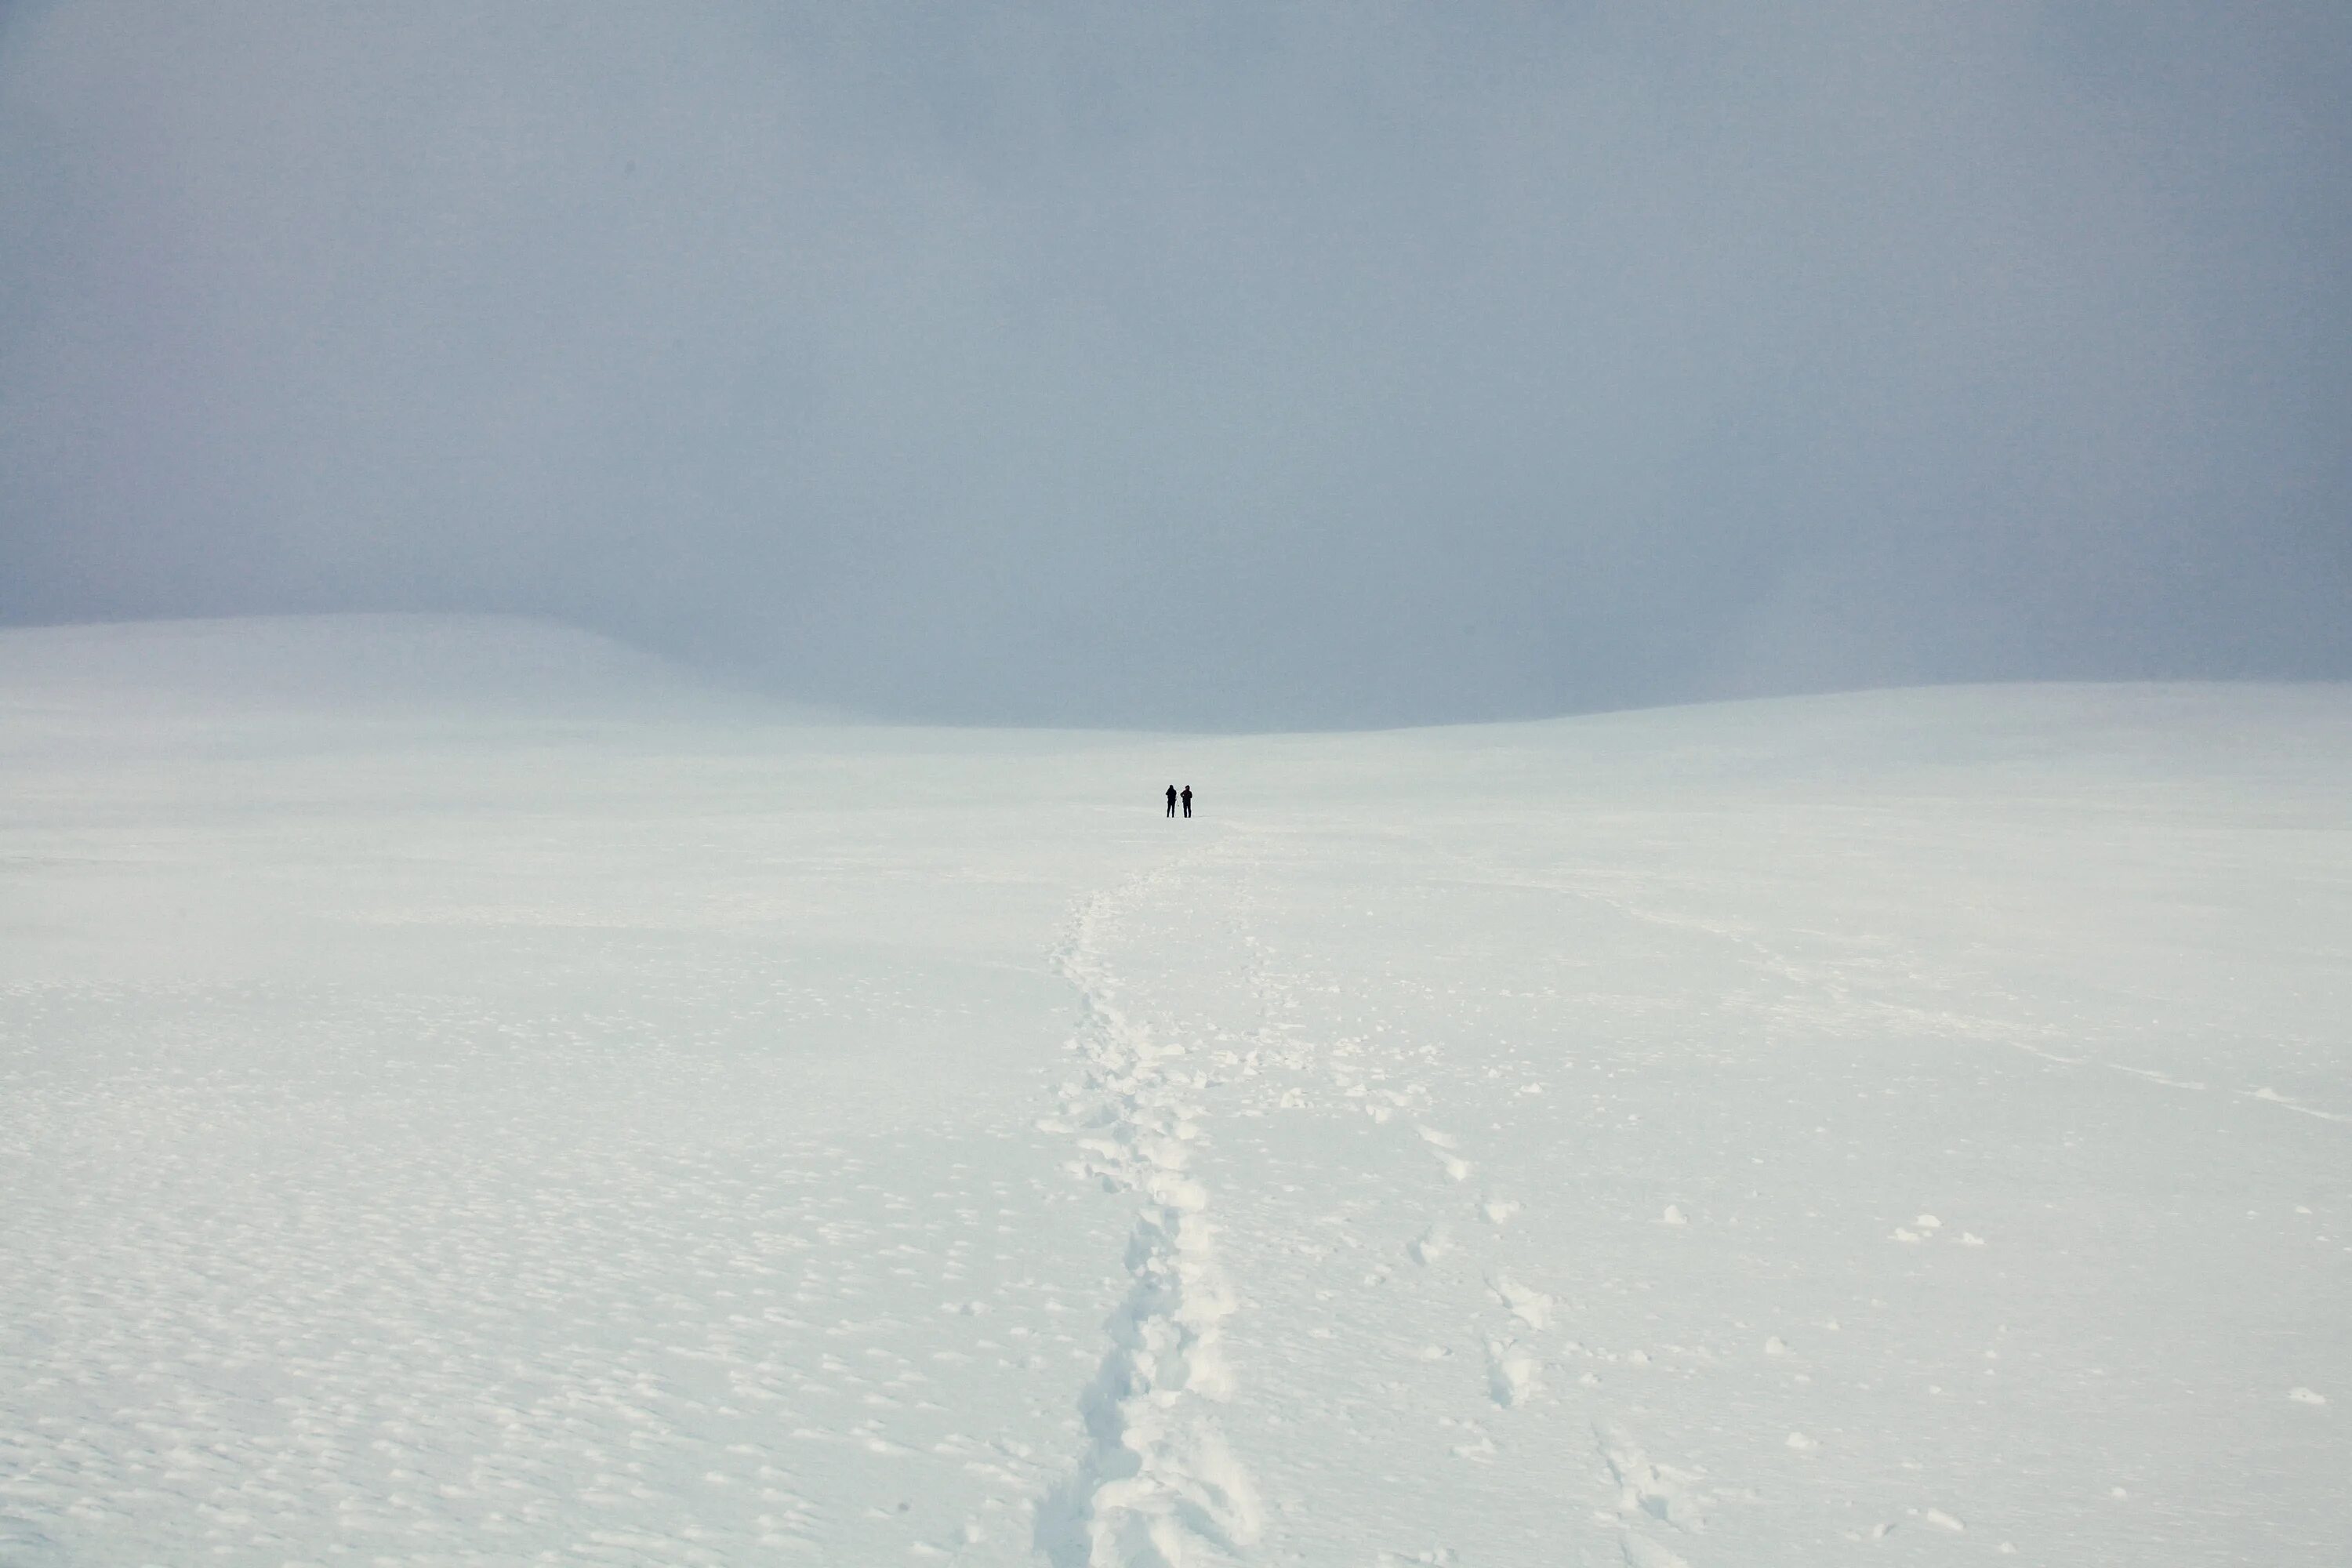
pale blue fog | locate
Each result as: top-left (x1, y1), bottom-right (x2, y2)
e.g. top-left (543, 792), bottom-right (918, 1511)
top-left (1, 2), bottom-right (2345, 724)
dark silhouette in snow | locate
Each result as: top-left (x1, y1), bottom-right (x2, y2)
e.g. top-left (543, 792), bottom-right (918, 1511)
top-left (1181, 786), bottom-right (1193, 818)
top-left (1166, 785), bottom-right (1178, 818)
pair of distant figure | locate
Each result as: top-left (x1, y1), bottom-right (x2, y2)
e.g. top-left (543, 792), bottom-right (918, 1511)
top-left (1164, 785), bottom-right (1193, 818)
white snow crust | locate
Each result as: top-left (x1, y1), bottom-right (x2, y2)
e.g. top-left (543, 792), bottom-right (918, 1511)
top-left (2, 615), bottom-right (2347, 1566)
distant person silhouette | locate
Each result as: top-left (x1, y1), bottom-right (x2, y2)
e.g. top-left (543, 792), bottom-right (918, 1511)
top-left (1166, 785), bottom-right (1178, 818)
top-left (1181, 786), bottom-right (1193, 818)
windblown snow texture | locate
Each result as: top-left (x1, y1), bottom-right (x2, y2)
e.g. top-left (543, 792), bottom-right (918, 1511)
top-left (2, 616), bottom-right (2347, 1565)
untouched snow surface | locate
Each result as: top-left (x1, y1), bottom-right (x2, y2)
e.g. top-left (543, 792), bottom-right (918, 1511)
top-left (2, 616), bottom-right (2347, 1566)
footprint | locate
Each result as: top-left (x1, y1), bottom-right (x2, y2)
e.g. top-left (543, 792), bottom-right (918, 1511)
top-left (1484, 1337), bottom-right (1543, 1407)
top-left (1418, 1127), bottom-right (1473, 1179)
top-left (1479, 1192), bottom-right (1522, 1225)
top-left (1488, 1272), bottom-right (1552, 1330)
top-left (1444, 1417), bottom-right (1497, 1461)
top-left (1597, 1424), bottom-right (1705, 1532)
top-left (1408, 1225), bottom-right (1453, 1266)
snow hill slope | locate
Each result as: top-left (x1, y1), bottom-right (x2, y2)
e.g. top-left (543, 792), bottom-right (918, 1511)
top-left (2, 616), bottom-right (2347, 1566)
top-left (0, 612), bottom-right (804, 730)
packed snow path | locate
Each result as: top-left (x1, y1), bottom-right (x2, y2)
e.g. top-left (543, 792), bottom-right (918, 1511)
top-left (1038, 854), bottom-right (1262, 1566)
top-left (2, 619), bottom-right (2349, 1565)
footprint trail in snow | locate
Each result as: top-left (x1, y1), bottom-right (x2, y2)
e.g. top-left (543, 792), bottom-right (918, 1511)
top-left (1039, 864), bottom-right (1264, 1567)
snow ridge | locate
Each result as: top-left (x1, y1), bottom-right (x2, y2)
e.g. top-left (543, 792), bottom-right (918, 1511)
top-left (1039, 869), bottom-right (1264, 1568)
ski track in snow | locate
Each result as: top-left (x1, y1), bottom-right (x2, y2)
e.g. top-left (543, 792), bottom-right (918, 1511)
top-left (1038, 852), bottom-right (1264, 1567)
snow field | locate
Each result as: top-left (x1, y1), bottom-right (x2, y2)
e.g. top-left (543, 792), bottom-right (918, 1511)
top-left (2, 619), bottom-right (2347, 1565)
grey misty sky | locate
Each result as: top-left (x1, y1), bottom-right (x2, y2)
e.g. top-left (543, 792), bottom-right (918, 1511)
top-left (1, 2), bottom-right (2346, 728)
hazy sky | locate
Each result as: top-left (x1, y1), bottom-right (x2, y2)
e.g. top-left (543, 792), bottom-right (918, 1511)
top-left (2, 2), bottom-right (2347, 727)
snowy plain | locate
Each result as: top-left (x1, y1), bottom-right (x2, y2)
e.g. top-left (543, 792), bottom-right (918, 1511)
top-left (2, 615), bottom-right (2347, 1567)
